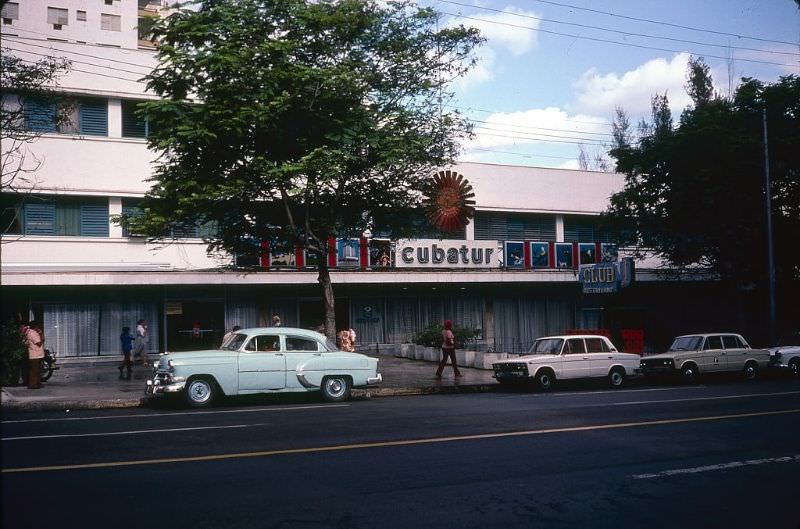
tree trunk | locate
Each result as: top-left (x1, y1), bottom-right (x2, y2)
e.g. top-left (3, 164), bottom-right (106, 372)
top-left (317, 258), bottom-right (337, 341)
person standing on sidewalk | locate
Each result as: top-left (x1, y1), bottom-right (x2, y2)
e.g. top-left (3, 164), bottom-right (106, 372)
top-left (133, 319), bottom-right (148, 366)
top-left (118, 326), bottom-right (134, 380)
top-left (435, 319), bottom-right (462, 379)
top-left (25, 320), bottom-right (45, 389)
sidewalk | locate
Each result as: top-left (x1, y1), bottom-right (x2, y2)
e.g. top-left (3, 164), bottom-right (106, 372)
top-left (0, 354), bottom-right (498, 412)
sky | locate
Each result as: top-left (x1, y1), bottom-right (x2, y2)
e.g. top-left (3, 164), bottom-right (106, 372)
top-left (419, 0), bottom-right (800, 169)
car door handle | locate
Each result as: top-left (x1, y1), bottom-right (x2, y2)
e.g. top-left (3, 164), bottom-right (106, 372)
top-left (274, 353), bottom-right (284, 356)
top-left (583, 356), bottom-right (589, 360)
top-left (721, 352), bottom-right (726, 355)
top-left (608, 356), bottom-right (613, 359)
top-left (313, 353), bottom-right (321, 356)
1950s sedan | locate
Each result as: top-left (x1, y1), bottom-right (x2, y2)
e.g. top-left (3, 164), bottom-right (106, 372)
top-left (146, 327), bottom-right (382, 407)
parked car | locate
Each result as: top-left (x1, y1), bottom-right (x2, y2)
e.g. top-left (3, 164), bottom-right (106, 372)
top-left (768, 332), bottom-right (800, 376)
top-left (492, 335), bottom-right (641, 390)
top-left (640, 333), bottom-right (771, 383)
top-left (146, 327), bottom-right (382, 407)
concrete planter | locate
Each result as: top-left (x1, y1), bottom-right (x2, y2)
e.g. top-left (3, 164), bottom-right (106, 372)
top-left (398, 344), bottom-right (414, 358)
top-left (423, 347), bottom-right (441, 362)
top-left (377, 343), bottom-right (398, 356)
top-left (473, 351), bottom-right (508, 370)
top-left (455, 350), bottom-right (476, 367)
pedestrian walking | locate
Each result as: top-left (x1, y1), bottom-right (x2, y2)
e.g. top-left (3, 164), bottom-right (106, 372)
top-left (25, 320), bottom-right (45, 389)
top-left (435, 319), bottom-right (462, 379)
top-left (133, 319), bottom-right (148, 366)
top-left (118, 326), bottom-right (133, 380)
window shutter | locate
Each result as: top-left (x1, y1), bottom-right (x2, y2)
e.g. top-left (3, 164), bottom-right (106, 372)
top-left (474, 213), bottom-right (506, 240)
top-left (79, 99), bottom-right (108, 136)
top-left (564, 217), bottom-right (614, 243)
top-left (121, 100), bottom-right (147, 138)
top-left (80, 205), bottom-right (109, 237)
top-left (24, 98), bottom-right (56, 132)
top-left (24, 203), bottom-right (56, 235)
top-left (100, 13), bottom-right (121, 31)
top-left (47, 7), bottom-right (68, 25)
top-left (2, 2), bottom-right (19, 20)
top-left (474, 212), bottom-right (555, 240)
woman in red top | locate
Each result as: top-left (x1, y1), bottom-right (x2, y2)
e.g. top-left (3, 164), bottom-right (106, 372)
top-left (435, 320), bottom-right (462, 379)
top-left (25, 320), bottom-right (45, 389)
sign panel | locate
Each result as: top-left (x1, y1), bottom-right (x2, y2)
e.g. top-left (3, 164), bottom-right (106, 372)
top-left (394, 239), bottom-right (501, 268)
top-left (579, 258), bottom-right (635, 294)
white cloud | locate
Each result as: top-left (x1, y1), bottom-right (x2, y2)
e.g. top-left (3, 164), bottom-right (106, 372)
top-left (572, 53), bottom-right (693, 117)
top-left (464, 107), bottom-right (608, 149)
top-left (557, 159), bottom-right (580, 170)
top-left (449, 6), bottom-right (541, 89)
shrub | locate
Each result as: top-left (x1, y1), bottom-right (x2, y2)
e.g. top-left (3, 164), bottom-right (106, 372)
top-left (413, 323), bottom-right (481, 349)
top-left (1, 320), bottom-right (26, 386)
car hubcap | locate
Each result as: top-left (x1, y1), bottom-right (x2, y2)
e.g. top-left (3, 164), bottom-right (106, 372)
top-left (745, 366), bottom-right (755, 379)
top-left (791, 362), bottom-right (799, 376)
top-left (190, 381), bottom-right (210, 402)
top-left (326, 378), bottom-right (345, 398)
top-left (611, 372), bottom-right (623, 386)
top-left (539, 375), bottom-right (551, 388)
top-left (684, 368), bottom-right (694, 380)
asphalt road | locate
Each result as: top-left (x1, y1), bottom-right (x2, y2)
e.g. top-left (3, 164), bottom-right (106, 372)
top-left (3, 376), bottom-right (800, 529)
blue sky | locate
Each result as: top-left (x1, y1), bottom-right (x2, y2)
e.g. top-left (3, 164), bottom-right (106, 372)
top-left (422, 0), bottom-right (800, 168)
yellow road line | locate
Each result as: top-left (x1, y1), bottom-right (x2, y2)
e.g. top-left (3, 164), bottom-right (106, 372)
top-left (4, 408), bottom-right (799, 474)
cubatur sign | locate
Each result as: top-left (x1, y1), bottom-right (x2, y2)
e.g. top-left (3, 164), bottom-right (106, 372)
top-left (394, 239), bottom-right (501, 268)
top-left (579, 258), bottom-right (635, 294)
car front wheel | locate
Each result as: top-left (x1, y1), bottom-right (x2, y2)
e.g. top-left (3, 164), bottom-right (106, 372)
top-left (321, 376), bottom-right (351, 402)
top-left (788, 359), bottom-right (799, 377)
top-left (681, 364), bottom-right (699, 384)
top-left (535, 369), bottom-right (555, 391)
top-left (185, 377), bottom-right (216, 408)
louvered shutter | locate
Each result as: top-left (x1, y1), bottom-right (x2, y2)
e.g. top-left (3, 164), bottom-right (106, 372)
top-left (24, 203), bottom-right (56, 235)
top-left (121, 100), bottom-right (147, 138)
top-left (80, 205), bottom-right (109, 237)
top-left (24, 99), bottom-right (56, 132)
top-left (475, 212), bottom-right (555, 240)
top-left (79, 99), bottom-right (108, 136)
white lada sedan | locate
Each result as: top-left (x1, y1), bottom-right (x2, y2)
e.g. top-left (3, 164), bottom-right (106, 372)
top-left (146, 327), bottom-right (382, 407)
top-left (493, 335), bottom-right (641, 390)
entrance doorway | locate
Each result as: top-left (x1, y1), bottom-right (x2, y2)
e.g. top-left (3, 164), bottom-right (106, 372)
top-left (298, 298), bottom-right (350, 332)
top-left (166, 301), bottom-right (225, 351)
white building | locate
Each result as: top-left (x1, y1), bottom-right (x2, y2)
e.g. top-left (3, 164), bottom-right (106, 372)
top-left (1, 1), bottom-right (728, 358)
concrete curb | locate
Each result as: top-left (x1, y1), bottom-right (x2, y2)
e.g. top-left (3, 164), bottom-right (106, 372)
top-left (1, 384), bottom-right (498, 411)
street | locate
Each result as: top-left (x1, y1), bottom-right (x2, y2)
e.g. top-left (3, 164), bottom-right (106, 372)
top-left (3, 377), bottom-right (800, 529)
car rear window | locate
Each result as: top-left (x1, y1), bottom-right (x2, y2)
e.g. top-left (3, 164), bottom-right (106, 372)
top-left (585, 338), bottom-right (608, 353)
top-left (286, 337), bottom-right (320, 352)
top-left (722, 335), bottom-right (742, 349)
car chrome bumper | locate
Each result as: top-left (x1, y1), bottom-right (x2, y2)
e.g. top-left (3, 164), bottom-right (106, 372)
top-left (145, 378), bottom-right (186, 397)
top-left (366, 373), bottom-right (382, 386)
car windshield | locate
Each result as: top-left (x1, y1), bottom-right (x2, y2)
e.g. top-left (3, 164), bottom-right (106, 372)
top-left (668, 336), bottom-right (704, 352)
top-left (529, 338), bottom-right (564, 354)
top-left (221, 333), bottom-right (247, 351)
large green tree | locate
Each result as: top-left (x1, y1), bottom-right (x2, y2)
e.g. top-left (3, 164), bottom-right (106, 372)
top-left (605, 58), bottom-right (799, 335)
top-left (126, 0), bottom-right (482, 338)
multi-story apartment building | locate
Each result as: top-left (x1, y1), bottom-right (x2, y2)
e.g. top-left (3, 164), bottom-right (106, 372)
top-left (1, 1), bottom-right (735, 360)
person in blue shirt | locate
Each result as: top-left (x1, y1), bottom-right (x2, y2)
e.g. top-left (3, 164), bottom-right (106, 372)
top-left (118, 326), bottom-right (134, 380)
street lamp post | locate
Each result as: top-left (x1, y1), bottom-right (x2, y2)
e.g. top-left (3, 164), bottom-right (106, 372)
top-left (762, 108), bottom-right (776, 345)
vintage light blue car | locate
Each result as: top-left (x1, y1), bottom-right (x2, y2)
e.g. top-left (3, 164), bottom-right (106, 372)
top-left (145, 327), bottom-right (382, 407)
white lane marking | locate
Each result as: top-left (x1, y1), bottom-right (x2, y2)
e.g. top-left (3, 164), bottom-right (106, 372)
top-left (548, 386), bottom-right (708, 397)
top-left (632, 455), bottom-right (800, 479)
top-left (2, 404), bottom-right (349, 424)
top-left (2, 423), bottom-right (262, 441)
top-left (609, 390), bottom-right (800, 407)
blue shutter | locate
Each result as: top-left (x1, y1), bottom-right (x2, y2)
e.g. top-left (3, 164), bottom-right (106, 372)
top-left (79, 99), bottom-right (108, 136)
top-left (24, 99), bottom-right (57, 132)
top-left (121, 100), bottom-right (147, 138)
top-left (80, 205), bottom-right (109, 237)
top-left (24, 203), bottom-right (56, 235)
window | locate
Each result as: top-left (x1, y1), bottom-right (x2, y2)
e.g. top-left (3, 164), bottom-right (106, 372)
top-left (10, 196), bottom-right (108, 237)
top-left (47, 7), bottom-right (68, 26)
top-left (246, 335), bottom-right (280, 352)
top-left (22, 96), bottom-right (108, 136)
top-left (76, 10), bottom-right (86, 21)
top-left (704, 336), bottom-right (723, 350)
top-left (100, 13), bottom-right (120, 31)
top-left (105, 0), bottom-right (114, 4)
top-left (565, 338), bottom-right (587, 355)
top-left (722, 335), bottom-right (744, 349)
top-left (2, 2), bottom-right (19, 24)
top-left (564, 216), bottom-right (616, 243)
top-left (286, 337), bottom-right (320, 352)
top-left (121, 100), bottom-right (148, 138)
top-left (474, 212), bottom-right (556, 241)
top-left (585, 338), bottom-right (609, 353)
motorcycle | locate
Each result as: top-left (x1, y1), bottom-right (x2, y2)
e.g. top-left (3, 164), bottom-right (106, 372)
top-left (41, 348), bottom-right (59, 382)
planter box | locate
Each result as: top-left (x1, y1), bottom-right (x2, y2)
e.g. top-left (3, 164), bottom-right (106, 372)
top-left (473, 351), bottom-right (508, 370)
top-left (377, 343), bottom-right (398, 356)
top-left (455, 350), bottom-right (476, 367)
top-left (423, 347), bottom-right (441, 362)
top-left (398, 344), bottom-right (414, 358)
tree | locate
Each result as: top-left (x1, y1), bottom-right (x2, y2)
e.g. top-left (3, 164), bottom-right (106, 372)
top-left (124, 0), bottom-right (482, 338)
top-left (604, 57), bottom-right (799, 334)
top-left (1, 51), bottom-right (71, 193)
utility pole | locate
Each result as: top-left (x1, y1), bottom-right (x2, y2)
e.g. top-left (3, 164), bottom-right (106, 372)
top-left (762, 108), bottom-right (776, 345)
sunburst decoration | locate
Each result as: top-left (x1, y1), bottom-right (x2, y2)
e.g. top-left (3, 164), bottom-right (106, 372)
top-left (425, 170), bottom-right (476, 232)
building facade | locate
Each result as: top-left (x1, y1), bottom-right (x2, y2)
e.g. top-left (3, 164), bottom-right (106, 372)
top-left (1, 1), bottom-right (739, 359)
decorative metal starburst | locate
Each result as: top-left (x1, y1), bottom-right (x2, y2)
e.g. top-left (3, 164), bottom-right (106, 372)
top-left (425, 170), bottom-right (476, 233)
